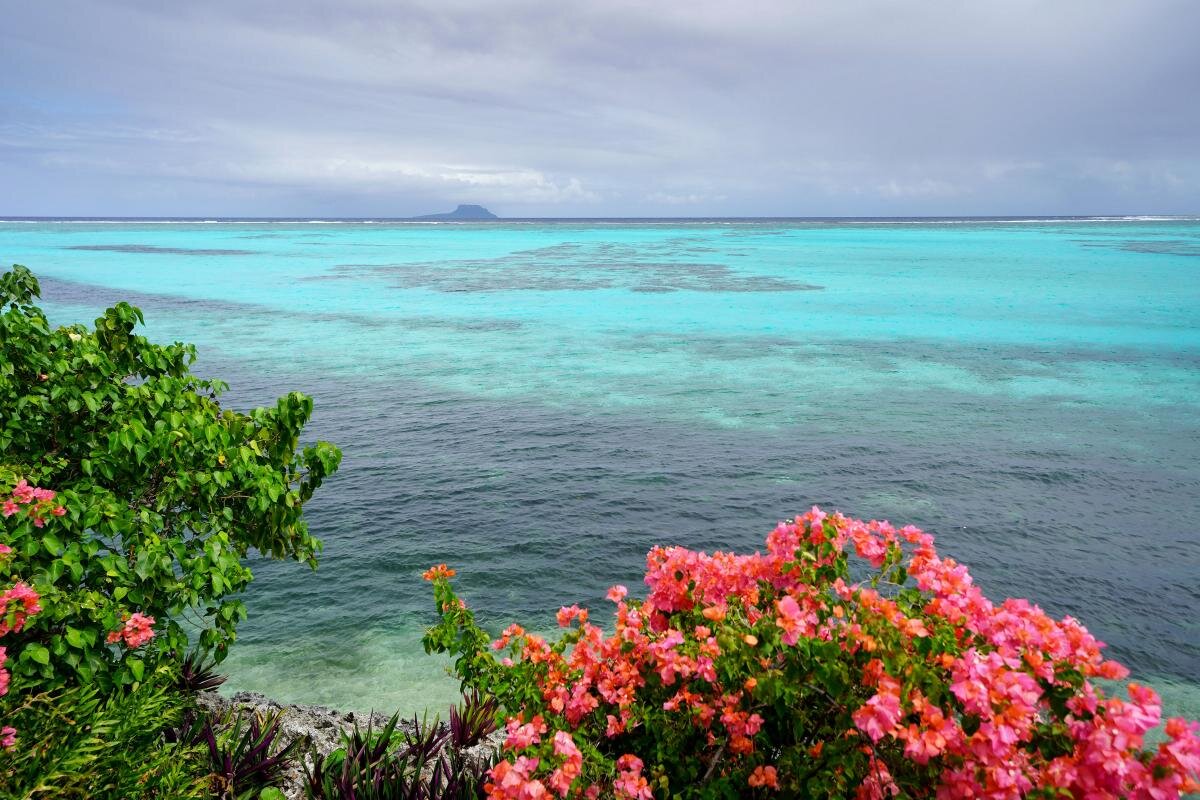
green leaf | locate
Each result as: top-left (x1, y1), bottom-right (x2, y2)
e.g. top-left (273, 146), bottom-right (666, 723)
top-left (42, 530), bottom-right (64, 556)
top-left (65, 626), bottom-right (86, 648)
top-left (24, 644), bottom-right (51, 665)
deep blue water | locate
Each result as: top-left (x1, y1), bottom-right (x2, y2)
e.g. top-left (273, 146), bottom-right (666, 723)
top-left (1, 217), bottom-right (1197, 718)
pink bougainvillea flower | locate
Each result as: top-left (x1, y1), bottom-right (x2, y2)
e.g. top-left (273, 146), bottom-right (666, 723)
top-left (107, 612), bottom-right (156, 649)
top-left (852, 686), bottom-right (903, 743)
top-left (0, 583), bottom-right (41, 636)
top-left (556, 604), bottom-right (587, 627)
top-left (613, 754), bottom-right (652, 800)
top-left (505, 715), bottom-right (548, 750)
top-left (10, 480), bottom-right (34, 504)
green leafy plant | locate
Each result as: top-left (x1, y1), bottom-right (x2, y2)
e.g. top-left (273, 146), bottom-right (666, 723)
top-left (305, 713), bottom-right (410, 800)
top-left (0, 264), bottom-right (341, 693)
top-left (0, 671), bottom-right (207, 799)
top-left (202, 707), bottom-right (301, 800)
top-left (175, 649), bottom-right (228, 695)
top-left (304, 712), bottom-right (490, 800)
top-left (449, 691), bottom-right (499, 749)
top-left (398, 715), bottom-right (450, 765)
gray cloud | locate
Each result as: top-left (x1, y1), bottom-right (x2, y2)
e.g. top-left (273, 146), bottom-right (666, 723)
top-left (2, 0), bottom-right (1198, 216)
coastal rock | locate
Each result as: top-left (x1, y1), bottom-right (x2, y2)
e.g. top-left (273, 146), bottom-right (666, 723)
top-left (460, 728), bottom-right (507, 774)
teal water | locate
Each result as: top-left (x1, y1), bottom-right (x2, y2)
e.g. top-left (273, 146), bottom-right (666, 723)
top-left (2, 217), bottom-right (1198, 721)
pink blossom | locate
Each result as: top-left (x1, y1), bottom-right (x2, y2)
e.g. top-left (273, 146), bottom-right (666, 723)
top-left (556, 604), bottom-right (587, 627)
top-left (505, 715), bottom-right (547, 750)
top-left (10, 480), bottom-right (33, 504)
top-left (0, 583), bottom-right (41, 636)
top-left (107, 612), bottom-right (156, 649)
top-left (853, 687), bottom-right (903, 743)
top-left (775, 591), bottom-right (822, 644)
top-left (487, 755), bottom-right (546, 800)
top-left (613, 754), bottom-right (652, 800)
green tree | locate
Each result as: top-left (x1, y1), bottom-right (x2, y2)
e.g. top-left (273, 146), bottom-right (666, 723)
top-left (0, 265), bottom-right (341, 691)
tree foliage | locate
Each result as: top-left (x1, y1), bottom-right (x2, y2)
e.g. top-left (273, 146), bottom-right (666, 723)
top-left (0, 264), bottom-right (341, 692)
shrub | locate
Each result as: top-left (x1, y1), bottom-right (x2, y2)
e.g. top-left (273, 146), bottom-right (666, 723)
top-left (0, 264), bottom-right (341, 692)
top-left (423, 509), bottom-right (1200, 799)
top-left (304, 713), bottom-right (413, 800)
top-left (200, 707), bottom-right (301, 800)
top-left (304, 712), bottom-right (490, 800)
top-left (176, 648), bottom-right (228, 695)
top-left (450, 691), bottom-right (500, 749)
top-left (0, 669), bottom-right (206, 799)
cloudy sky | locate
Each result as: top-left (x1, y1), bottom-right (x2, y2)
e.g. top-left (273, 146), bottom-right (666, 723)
top-left (2, 1), bottom-right (1197, 217)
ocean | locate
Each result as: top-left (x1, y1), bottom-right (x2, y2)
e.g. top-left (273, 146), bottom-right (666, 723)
top-left (1, 216), bottom-right (1197, 721)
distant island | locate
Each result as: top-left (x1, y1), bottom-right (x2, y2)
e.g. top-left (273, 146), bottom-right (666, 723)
top-left (411, 204), bottom-right (498, 220)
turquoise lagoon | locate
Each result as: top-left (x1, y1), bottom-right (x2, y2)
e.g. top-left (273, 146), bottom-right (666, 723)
top-left (1, 217), bottom-right (1197, 719)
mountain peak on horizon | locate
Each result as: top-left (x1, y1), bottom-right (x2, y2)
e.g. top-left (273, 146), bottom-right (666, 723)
top-left (412, 204), bottom-right (498, 220)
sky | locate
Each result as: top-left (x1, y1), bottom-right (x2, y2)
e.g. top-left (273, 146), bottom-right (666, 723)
top-left (1, 0), bottom-right (1198, 217)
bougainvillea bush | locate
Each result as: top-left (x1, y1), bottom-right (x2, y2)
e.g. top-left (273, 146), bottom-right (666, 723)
top-left (0, 264), bottom-right (341, 692)
top-left (424, 508), bottom-right (1200, 799)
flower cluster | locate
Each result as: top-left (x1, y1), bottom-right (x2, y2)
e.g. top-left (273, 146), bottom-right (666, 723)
top-left (106, 612), bottom-right (156, 649)
top-left (0, 582), bottom-right (40, 749)
top-left (0, 582), bottom-right (41, 638)
top-left (425, 507), bottom-right (1200, 799)
top-left (1, 481), bottom-right (58, 751)
top-left (422, 563), bottom-right (456, 581)
top-left (2, 479), bottom-right (66, 528)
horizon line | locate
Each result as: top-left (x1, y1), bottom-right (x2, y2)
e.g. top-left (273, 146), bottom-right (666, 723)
top-left (2, 214), bottom-right (1197, 222)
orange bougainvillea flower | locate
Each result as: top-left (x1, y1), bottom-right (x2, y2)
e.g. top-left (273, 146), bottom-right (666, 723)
top-left (422, 563), bottom-right (456, 581)
top-left (748, 765), bottom-right (779, 789)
